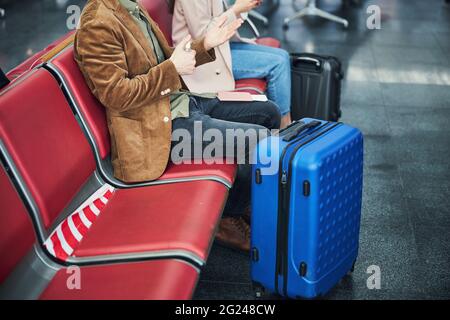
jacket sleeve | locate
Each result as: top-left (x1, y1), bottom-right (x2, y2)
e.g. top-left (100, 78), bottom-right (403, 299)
top-left (191, 37), bottom-right (216, 67)
top-left (174, 0), bottom-right (237, 42)
top-left (75, 18), bottom-right (182, 113)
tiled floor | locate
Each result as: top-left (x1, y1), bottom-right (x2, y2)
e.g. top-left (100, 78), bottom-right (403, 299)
top-left (1, 0), bottom-right (449, 300)
top-left (195, 0), bottom-right (450, 300)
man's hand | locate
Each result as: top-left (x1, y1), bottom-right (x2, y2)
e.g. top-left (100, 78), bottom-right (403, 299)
top-left (170, 35), bottom-right (197, 75)
top-left (204, 15), bottom-right (243, 51)
top-left (232, 0), bottom-right (261, 16)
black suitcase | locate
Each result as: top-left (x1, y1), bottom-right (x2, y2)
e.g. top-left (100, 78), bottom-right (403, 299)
top-left (290, 53), bottom-right (343, 122)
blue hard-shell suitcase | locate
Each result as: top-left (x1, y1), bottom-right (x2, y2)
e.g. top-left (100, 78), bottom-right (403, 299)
top-left (251, 118), bottom-right (364, 299)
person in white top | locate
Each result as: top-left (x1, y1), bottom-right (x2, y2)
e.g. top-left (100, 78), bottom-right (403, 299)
top-left (172, 0), bottom-right (292, 128)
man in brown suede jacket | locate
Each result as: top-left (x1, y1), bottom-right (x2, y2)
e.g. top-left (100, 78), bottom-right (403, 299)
top-left (74, 0), bottom-right (281, 252)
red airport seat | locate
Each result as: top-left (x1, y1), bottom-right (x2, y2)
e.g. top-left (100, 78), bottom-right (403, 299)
top-left (0, 0), bottom-right (282, 300)
top-left (5, 31), bottom-right (75, 81)
top-left (0, 68), bottom-right (228, 268)
top-left (255, 37), bottom-right (281, 48)
top-left (69, 180), bottom-right (226, 261)
top-left (0, 166), bottom-right (36, 283)
top-left (0, 165), bottom-right (198, 300)
top-left (234, 78), bottom-right (267, 94)
top-left (48, 47), bottom-right (237, 188)
top-left (40, 260), bottom-right (198, 300)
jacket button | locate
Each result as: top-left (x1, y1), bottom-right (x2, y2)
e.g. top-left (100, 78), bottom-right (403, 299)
top-left (215, 69), bottom-right (221, 75)
top-left (163, 116), bottom-right (170, 123)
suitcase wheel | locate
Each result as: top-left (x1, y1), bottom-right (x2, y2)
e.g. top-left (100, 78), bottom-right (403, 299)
top-left (347, 260), bottom-right (356, 276)
top-left (335, 71), bottom-right (344, 80)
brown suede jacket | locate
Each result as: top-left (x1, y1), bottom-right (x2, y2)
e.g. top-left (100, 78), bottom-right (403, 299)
top-left (74, 0), bottom-right (216, 182)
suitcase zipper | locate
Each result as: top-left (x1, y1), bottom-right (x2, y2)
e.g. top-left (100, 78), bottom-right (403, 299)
top-left (274, 121), bottom-right (330, 295)
top-left (275, 122), bottom-right (342, 297)
top-left (281, 171), bottom-right (287, 184)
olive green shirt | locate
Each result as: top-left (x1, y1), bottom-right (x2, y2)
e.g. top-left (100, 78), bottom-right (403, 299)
top-left (119, 0), bottom-right (199, 119)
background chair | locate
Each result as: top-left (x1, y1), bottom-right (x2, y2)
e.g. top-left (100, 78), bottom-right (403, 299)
top-left (226, 0), bottom-right (281, 28)
top-left (283, 0), bottom-right (349, 29)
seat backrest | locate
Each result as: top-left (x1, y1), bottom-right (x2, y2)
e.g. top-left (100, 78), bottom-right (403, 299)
top-left (6, 31), bottom-right (75, 82)
top-left (140, 0), bottom-right (174, 46)
top-left (0, 165), bottom-right (36, 282)
top-left (50, 47), bottom-right (111, 160)
top-left (0, 69), bottom-right (96, 229)
top-left (47, 0), bottom-right (175, 164)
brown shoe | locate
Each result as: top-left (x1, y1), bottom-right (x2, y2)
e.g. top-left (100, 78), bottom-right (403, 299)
top-left (215, 217), bottom-right (250, 253)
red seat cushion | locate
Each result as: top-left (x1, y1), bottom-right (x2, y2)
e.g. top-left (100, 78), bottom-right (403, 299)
top-left (235, 78), bottom-right (268, 94)
top-left (73, 180), bottom-right (227, 261)
top-left (0, 167), bottom-right (36, 282)
top-left (256, 37), bottom-right (281, 48)
top-left (40, 260), bottom-right (198, 300)
top-left (0, 69), bottom-right (96, 229)
top-left (161, 161), bottom-right (236, 184)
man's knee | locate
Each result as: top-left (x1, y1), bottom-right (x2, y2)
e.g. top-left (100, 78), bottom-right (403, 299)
top-left (257, 100), bottom-right (281, 130)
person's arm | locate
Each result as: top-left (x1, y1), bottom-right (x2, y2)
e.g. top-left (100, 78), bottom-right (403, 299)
top-left (75, 19), bottom-right (181, 113)
top-left (190, 37), bottom-right (216, 67)
top-left (176, 0), bottom-right (239, 40)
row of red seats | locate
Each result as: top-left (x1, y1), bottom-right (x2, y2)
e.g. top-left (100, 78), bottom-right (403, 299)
top-left (0, 0), bottom-right (281, 299)
top-left (0, 65), bottom-right (236, 299)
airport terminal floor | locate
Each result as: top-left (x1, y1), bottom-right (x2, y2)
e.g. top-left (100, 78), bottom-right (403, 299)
top-left (0, 0), bottom-right (449, 300)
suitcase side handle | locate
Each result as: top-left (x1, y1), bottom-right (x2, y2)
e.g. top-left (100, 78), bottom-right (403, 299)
top-left (282, 120), bottom-right (322, 142)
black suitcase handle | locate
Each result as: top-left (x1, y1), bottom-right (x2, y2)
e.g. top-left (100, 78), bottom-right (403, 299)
top-left (292, 55), bottom-right (321, 70)
top-left (294, 56), bottom-right (321, 67)
top-left (282, 120), bottom-right (322, 142)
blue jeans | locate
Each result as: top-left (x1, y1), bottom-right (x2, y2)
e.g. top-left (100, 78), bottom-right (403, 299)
top-left (231, 42), bottom-right (292, 116)
top-left (172, 97), bottom-right (281, 216)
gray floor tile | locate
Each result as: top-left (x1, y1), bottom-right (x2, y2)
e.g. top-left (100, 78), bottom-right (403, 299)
top-left (380, 83), bottom-right (450, 108)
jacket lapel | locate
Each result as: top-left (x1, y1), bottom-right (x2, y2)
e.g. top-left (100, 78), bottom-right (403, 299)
top-left (102, 0), bottom-right (157, 64)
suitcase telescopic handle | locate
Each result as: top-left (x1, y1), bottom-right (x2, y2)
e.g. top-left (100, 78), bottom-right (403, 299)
top-left (282, 120), bottom-right (322, 142)
top-left (293, 56), bottom-right (321, 68)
